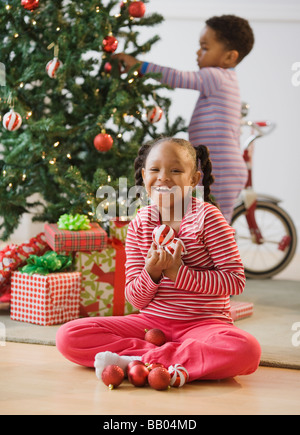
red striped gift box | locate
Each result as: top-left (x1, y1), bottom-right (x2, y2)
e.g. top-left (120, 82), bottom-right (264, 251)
top-left (44, 223), bottom-right (107, 252)
top-left (230, 300), bottom-right (254, 322)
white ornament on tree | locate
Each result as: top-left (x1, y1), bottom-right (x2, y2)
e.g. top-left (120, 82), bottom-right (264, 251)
top-left (147, 106), bottom-right (163, 124)
top-left (2, 109), bottom-right (22, 131)
top-left (46, 57), bottom-right (63, 78)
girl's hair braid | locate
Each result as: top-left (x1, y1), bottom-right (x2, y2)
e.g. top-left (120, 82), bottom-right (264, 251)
top-left (134, 142), bottom-right (152, 186)
top-left (194, 145), bottom-right (219, 208)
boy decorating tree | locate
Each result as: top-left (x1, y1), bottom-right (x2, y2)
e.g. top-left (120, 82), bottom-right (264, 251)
top-left (114, 15), bottom-right (255, 224)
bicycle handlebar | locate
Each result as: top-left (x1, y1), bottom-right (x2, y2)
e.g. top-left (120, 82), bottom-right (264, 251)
top-left (242, 119), bottom-right (276, 136)
top-left (241, 103), bottom-right (276, 149)
top-left (241, 119), bottom-right (276, 150)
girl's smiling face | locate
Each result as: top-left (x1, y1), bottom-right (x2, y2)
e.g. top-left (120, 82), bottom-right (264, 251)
top-left (142, 141), bottom-right (201, 212)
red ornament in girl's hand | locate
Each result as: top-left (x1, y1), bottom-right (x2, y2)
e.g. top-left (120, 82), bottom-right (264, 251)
top-left (101, 365), bottom-right (125, 389)
top-left (102, 35), bottom-right (119, 53)
top-left (148, 367), bottom-right (171, 390)
top-left (165, 238), bottom-right (186, 256)
top-left (152, 225), bottom-right (175, 247)
top-left (128, 1), bottom-right (146, 18)
top-left (21, 0), bottom-right (39, 10)
top-left (94, 133), bottom-right (113, 152)
top-left (144, 328), bottom-right (166, 346)
top-left (128, 363), bottom-right (149, 387)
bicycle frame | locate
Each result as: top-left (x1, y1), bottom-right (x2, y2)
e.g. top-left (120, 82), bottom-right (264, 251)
top-left (238, 109), bottom-right (280, 244)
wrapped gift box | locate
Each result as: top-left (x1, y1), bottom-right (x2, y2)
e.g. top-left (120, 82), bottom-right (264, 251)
top-left (45, 222), bottom-right (107, 252)
top-left (0, 233), bottom-right (50, 305)
top-left (230, 301), bottom-right (254, 322)
top-left (109, 219), bottom-right (131, 243)
top-left (75, 238), bottom-right (136, 317)
top-left (10, 271), bottom-right (81, 326)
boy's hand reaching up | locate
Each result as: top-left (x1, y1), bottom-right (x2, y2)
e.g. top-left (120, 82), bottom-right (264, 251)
top-left (112, 53), bottom-right (141, 73)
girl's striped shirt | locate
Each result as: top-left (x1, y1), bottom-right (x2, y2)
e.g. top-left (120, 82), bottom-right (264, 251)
top-left (125, 197), bottom-right (246, 323)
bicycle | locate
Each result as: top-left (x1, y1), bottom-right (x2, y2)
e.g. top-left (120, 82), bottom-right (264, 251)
top-left (231, 103), bottom-right (298, 279)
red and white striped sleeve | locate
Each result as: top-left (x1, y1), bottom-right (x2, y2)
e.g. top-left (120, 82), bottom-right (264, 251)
top-left (175, 206), bottom-right (246, 296)
top-left (125, 218), bottom-right (160, 310)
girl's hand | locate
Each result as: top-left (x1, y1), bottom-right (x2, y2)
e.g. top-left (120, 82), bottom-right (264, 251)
top-left (145, 243), bottom-right (173, 283)
top-left (163, 240), bottom-right (183, 282)
top-left (112, 53), bottom-right (141, 73)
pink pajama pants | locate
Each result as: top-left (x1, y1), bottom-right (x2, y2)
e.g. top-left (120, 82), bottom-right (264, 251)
top-left (56, 313), bottom-right (261, 382)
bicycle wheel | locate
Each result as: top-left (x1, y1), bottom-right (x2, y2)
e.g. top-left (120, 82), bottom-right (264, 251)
top-left (232, 201), bottom-right (298, 279)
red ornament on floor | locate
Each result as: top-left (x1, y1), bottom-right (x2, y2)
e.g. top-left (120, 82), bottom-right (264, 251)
top-left (147, 362), bottom-right (165, 371)
top-left (128, 1), bottom-right (146, 18)
top-left (101, 365), bottom-right (125, 389)
top-left (168, 364), bottom-right (189, 387)
top-left (128, 363), bottom-right (149, 387)
top-left (148, 367), bottom-right (171, 391)
top-left (94, 133), bottom-right (113, 152)
top-left (126, 360), bottom-right (145, 376)
top-left (21, 0), bottom-right (39, 10)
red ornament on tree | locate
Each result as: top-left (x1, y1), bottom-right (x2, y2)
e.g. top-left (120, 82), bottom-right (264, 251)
top-left (128, 363), bottom-right (149, 387)
top-left (94, 132), bottom-right (113, 152)
top-left (144, 328), bottom-right (166, 346)
top-left (102, 35), bottom-right (119, 53)
top-left (128, 1), bottom-right (146, 18)
top-left (101, 365), bottom-right (125, 390)
top-left (148, 367), bottom-right (171, 391)
top-left (104, 62), bottom-right (112, 73)
top-left (21, 0), bottom-right (39, 10)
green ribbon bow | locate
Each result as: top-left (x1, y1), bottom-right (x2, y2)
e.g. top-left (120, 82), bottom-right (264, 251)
top-left (57, 213), bottom-right (91, 231)
top-left (20, 251), bottom-right (73, 276)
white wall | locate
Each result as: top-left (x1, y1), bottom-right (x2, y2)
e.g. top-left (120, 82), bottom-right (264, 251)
top-left (7, 0), bottom-right (300, 250)
top-left (139, 0), bottom-right (300, 249)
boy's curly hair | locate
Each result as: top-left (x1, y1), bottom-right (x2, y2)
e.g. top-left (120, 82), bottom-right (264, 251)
top-left (206, 15), bottom-right (254, 64)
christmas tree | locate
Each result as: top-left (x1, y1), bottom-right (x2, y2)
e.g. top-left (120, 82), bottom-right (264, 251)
top-left (0, 0), bottom-right (186, 240)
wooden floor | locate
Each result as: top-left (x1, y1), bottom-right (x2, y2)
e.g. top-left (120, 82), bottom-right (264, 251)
top-left (1, 255), bottom-right (300, 416)
top-left (1, 341), bottom-right (300, 415)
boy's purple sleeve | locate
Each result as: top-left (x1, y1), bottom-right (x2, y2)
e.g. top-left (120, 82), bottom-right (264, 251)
top-left (141, 62), bottom-right (223, 96)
